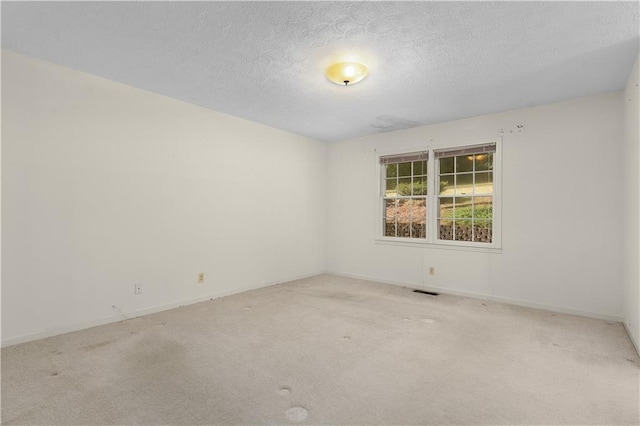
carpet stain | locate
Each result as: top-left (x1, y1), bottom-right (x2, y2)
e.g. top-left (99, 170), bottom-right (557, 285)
top-left (277, 387), bottom-right (291, 395)
top-left (327, 292), bottom-right (358, 300)
top-left (285, 406), bottom-right (308, 422)
top-left (124, 336), bottom-right (188, 378)
top-left (342, 336), bottom-right (351, 340)
top-left (79, 340), bottom-right (114, 352)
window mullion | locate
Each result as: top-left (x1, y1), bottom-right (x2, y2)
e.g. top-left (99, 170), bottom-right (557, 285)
top-left (395, 173), bottom-right (399, 237)
top-left (472, 156), bottom-right (475, 242)
top-left (409, 163), bottom-right (413, 239)
top-left (429, 150), bottom-right (436, 243)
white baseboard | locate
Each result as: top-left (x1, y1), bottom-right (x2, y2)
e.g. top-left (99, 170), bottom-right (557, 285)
top-left (329, 271), bottom-right (624, 323)
top-left (623, 321), bottom-right (640, 357)
top-left (2, 314), bottom-right (125, 349)
top-left (3, 270), bottom-right (625, 348)
top-left (1, 271), bottom-right (322, 348)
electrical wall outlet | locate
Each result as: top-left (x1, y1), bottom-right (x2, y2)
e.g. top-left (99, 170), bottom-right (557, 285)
top-left (134, 283), bottom-right (142, 295)
top-left (198, 273), bottom-right (205, 284)
top-left (428, 266), bottom-right (435, 275)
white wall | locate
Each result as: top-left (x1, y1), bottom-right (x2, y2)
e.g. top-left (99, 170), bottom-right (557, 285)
top-left (1, 50), bottom-right (327, 345)
top-left (623, 56), bottom-right (640, 353)
top-left (1, 48), bottom-right (632, 347)
top-left (327, 92), bottom-right (624, 320)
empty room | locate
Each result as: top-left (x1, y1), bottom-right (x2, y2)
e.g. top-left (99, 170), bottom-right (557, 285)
top-left (1, 1), bottom-right (639, 425)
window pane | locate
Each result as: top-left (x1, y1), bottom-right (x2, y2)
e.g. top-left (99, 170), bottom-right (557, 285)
top-left (397, 178), bottom-right (411, 195)
top-left (411, 199), bottom-right (426, 239)
top-left (397, 198), bottom-right (411, 238)
top-left (473, 197), bottom-right (493, 220)
top-left (473, 220), bottom-right (493, 243)
top-left (439, 218), bottom-right (453, 240)
top-left (411, 199), bottom-right (426, 224)
top-left (454, 220), bottom-right (473, 241)
top-left (440, 175), bottom-right (454, 195)
top-left (398, 162), bottom-right (412, 177)
top-left (439, 197), bottom-right (454, 242)
top-left (384, 218), bottom-right (396, 237)
top-left (475, 153), bottom-right (493, 171)
top-left (397, 224), bottom-right (411, 238)
top-left (440, 157), bottom-right (454, 174)
top-left (413, 160), bottom-right (426, 175)
top-left (439, 197), bottom-right (454, 219)
top-left (384, 199), bottom-right (397, 237)
top-left (454, 197), bottom-right (473, 224)
top-left (386, 163), bottom-right (398, 178)
top-left (384, 199), bottom-right (397, 218)
top-left (397, 198), bottom-right (411, 223)
top-left (413, 175), bottom-right (427, 195)
top-left (456, 173), bottom-right (473, 196)
top-left (456, 155), bottom-right (473, 173)
top-left (385, 178), bottom-right (397, 196)
top-left (474, 172), bottom-right (493, 194)
top-left (412, 222), bottom-right (427, 238)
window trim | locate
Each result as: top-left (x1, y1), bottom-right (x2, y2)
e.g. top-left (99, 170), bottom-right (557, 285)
top-left (374, 138), bottom-right (502, 250)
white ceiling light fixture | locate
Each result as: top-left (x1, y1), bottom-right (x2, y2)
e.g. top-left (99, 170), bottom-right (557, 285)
top-left (326, 62), bottom-right (368, 86)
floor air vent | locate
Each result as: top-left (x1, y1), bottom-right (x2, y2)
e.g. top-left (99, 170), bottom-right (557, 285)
top-left (413, 289), bottom-right (439, 296)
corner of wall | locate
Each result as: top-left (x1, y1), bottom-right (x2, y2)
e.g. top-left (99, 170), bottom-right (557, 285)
top-left (623, 55), bottom-right (640, 356)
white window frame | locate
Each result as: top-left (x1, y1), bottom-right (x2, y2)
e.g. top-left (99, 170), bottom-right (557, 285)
top-left (374, 138), bottom-right (502, 251)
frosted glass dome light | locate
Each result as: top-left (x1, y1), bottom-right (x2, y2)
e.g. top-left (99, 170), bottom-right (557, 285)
top-left (326, 62), bottom-right (368, 86)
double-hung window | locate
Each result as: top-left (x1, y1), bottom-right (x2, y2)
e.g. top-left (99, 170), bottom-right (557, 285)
top-left (435, 143), bottom-right (496, 244)
top-left (381, 151), bottom-right (429, 239)
top-left (378, 141), bottom-right (500, 248)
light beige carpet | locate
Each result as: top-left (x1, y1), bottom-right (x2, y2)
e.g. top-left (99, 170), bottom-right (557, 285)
top-left (2, 274), bottom-right (639, 425)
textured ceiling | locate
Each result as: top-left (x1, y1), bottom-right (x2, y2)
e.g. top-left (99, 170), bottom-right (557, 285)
top-left (2, 2), bottom-right (639, 142)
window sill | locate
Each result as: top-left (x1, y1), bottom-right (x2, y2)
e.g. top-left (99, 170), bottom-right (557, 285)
top-left (374, 237), bottom-right (502, 253)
